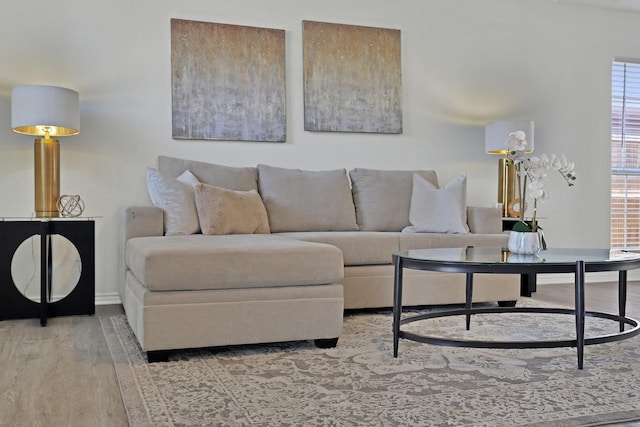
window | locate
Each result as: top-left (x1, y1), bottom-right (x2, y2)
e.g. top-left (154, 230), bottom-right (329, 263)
top-left (611, 60), bottom-right (640, 250)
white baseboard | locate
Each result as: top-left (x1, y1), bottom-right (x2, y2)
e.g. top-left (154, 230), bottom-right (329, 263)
top-left (536, 269), bottom-right (640, 285)
top-left (96, 292), bottom-right (122, 306)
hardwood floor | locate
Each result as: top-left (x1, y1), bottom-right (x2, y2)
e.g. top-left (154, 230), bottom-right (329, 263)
top-left (530, 280), bottom-right (640, 316)
top-left (0, 305), bottom-right (128, 427)
top-left (1, 283), bottom-right (640, 426)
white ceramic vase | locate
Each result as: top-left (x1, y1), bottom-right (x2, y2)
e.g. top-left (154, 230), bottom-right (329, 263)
top-left (508, 231), bottom-right (542, 255)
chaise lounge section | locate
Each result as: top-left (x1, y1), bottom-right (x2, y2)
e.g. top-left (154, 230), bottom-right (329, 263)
top-left (124, 227), bottom-right (344, 362)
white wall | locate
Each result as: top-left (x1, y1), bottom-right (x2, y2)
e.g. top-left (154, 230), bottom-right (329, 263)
top-left (1, 0), bottom-right (639, 302)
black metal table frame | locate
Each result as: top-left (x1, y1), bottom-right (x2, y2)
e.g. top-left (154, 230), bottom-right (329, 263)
top-left (392, 251), bottom-right (640, 369)
top-left (0, 219), bottom-right (95, 326)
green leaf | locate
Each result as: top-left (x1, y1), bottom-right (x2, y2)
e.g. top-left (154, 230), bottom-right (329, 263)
top-left (536, 225), bottom-right (547, 250)
top-left (512, 221), bottom-right (532, 232)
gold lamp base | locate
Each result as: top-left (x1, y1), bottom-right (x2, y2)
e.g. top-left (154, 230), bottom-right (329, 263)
top-left (497, 157), bottom-right (520, 218)
top-left (34, 137), bottom-right (60, 218)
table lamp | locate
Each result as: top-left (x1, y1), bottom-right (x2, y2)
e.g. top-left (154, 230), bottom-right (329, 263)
top-left (11, 85), bottom-right (80, 218)
top-left (485, 120), bottom-right (534, 217)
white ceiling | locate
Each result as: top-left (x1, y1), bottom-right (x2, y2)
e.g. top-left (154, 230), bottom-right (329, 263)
top-left (555, 0), bottom-right (640, 13)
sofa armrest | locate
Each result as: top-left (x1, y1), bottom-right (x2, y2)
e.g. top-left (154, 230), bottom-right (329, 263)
top-left (467, 206), bottom-right (502, 234)
top-left (124, 206), bottom-right (164, 241)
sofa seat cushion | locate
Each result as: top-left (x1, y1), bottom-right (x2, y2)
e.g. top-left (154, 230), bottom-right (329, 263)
top-left (280, 231), bottom-right (509, 266)
top-left (398, 232), bottom-right (509, 251)
top-left (127, 270), bottom-right (343, 306)
top-left (126, 234), bottom-right (343, 292)
top-left (278, 232), bottom-right (400, 265)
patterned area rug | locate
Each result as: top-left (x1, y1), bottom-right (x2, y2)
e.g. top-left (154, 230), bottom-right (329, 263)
top-left (100, 304), bottom-right (640, 426)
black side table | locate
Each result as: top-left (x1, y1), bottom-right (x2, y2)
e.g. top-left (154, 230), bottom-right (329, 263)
top-left (0, 218), bottom-right (95, 326)
top-left (502, 217), bottom-right (535, 231)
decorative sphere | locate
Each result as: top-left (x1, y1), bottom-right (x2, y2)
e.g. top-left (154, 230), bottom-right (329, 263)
top-left (57, 195), bottom-right (85, 217)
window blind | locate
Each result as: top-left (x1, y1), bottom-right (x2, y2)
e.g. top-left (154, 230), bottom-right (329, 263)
top-left (611, 60), bottom-right (640, 250)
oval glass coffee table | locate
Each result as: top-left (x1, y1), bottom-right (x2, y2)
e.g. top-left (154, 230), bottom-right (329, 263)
top-left (392, 247), bottom-right (640, 369)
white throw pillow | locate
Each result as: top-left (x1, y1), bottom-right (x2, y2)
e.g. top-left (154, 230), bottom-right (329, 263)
top-left (403, 173), bottom-right (470, 234)
top-left (146, 168), bottom-right (200, 235)
top-left (176, 169), bottom-right (200, 187)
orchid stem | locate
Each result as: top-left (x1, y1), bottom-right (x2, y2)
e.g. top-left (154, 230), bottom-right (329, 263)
top-left (520, 174), bottom-right (527, 224)
top-left (532, 199), bottom-right (537, 232)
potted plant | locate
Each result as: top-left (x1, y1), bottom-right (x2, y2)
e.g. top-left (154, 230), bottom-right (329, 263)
top-left (505, 130), bottom-right (576, 254)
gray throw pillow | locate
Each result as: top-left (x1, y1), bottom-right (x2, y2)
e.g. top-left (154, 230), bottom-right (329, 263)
top-left (257, 164), bottom-right (359, 232)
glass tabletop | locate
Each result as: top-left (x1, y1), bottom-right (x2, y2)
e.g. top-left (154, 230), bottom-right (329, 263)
top-left (0, 216), bottom-right (100, 221)
top-left (395, 247), bottom-right (640, 266)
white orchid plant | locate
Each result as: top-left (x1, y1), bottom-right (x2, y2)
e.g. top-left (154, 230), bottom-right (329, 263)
top-left (505, 130), bottom-right (576, 245)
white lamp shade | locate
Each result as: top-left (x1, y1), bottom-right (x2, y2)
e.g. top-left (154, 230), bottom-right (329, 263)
top-left (11, 85), bottom-right (80, 137)
top-left (485, 120), bottom-right (534, 154)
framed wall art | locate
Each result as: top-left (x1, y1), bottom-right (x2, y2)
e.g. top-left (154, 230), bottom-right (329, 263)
top-left (303, 20), bottom-right (402, 134)
top-left (171, 19), bottom-right (286, 142)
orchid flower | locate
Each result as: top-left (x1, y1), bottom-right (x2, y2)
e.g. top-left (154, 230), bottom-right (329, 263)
top-left (504, 131), bottom-right (576, 232)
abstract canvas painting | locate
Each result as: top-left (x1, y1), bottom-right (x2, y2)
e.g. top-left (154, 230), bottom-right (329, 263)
top-left (171, 19), bottom-right (286, 142)
top-left (303, 20), bottom-right (402, 134)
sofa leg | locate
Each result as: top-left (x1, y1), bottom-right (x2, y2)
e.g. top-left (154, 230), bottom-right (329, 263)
top-left (498, 300), bottom-right (517, 308)
top-left (314, 337), bottom-right (339, 348)
top-left (147, 350), bottom-right (171, 363)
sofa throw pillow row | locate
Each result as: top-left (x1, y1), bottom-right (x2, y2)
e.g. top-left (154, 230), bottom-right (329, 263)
top-left (194, 183), bottom-right (270, 235)
top-left (403, 173), bottom-right (470, 234)
top-left (349, 168), bottom-right (439, 231)
top-left (257, 164), bottom-right (359, 233)
top-left (147, 168), bottom-right (201, 236)
top-left (150, 156), bottom-right (469, 235)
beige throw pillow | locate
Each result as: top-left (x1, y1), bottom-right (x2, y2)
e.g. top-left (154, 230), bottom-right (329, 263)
top-left (403, 173), bottom-right (470, 234)
top-left (194, 183), bottom-right (270, 235)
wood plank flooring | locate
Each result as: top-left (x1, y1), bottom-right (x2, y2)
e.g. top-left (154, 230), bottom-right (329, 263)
top-left (0, 305), bottom-right (128, 427)
top-left (1, 283), bottom-right (640, 426)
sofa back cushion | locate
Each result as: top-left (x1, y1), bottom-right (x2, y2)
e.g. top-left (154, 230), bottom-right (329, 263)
top-left (467, 206), bottom-right (502, 234)
top-left (158, 155), bottom-right (258, 191)
top-left (349, 168), bottom-right (439, 231)
top-left (258, 164), bottom-right (359, 232)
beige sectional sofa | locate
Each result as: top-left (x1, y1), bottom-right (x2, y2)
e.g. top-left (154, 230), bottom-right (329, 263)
top-left (122, 156), bottom-right (519, 361)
